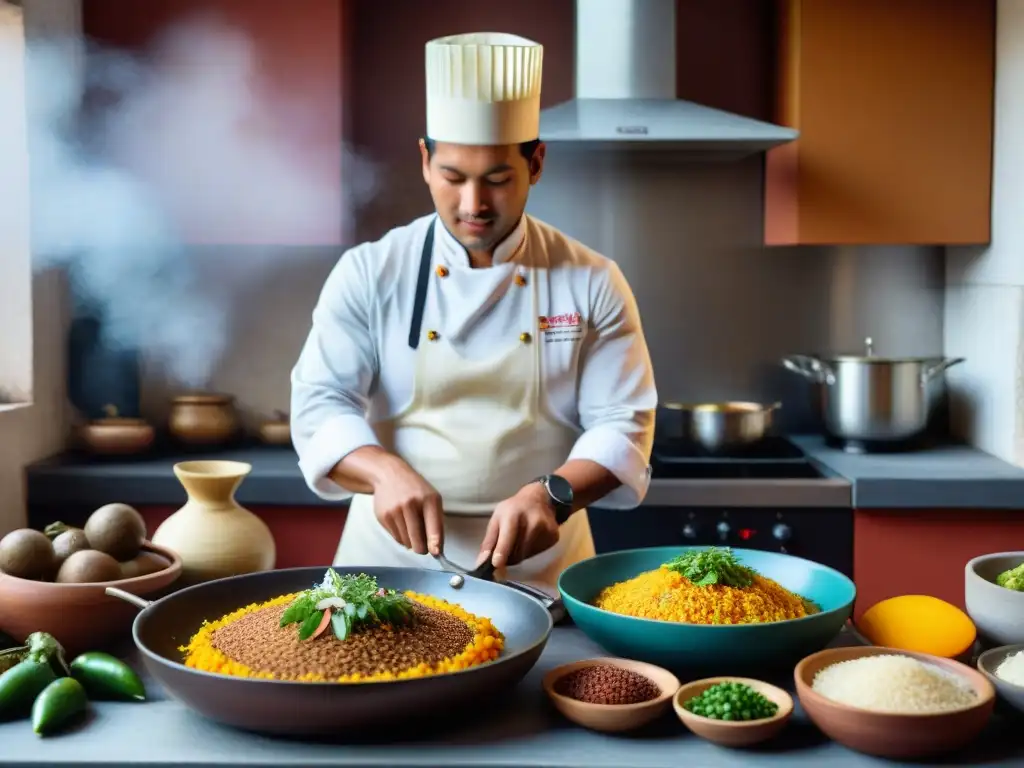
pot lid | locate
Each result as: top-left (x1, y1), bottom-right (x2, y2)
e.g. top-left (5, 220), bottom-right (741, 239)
top-left (823, 337), bottom-right (947, 363)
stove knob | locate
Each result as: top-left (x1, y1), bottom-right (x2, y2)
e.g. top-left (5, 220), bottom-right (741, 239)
top-left (682, 524), bottom-right (698, 540)
top-left (772, 523), bottom-right (792, 542)
top-left (716, 521), bottom-right (731, 541)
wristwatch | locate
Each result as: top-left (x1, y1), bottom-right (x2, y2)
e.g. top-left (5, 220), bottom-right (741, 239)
top-left (535, 474), bottom-right (574, 525)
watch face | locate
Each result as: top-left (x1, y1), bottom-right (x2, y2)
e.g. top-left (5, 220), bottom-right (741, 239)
top-left (546, 474), bottom-right (573, 506)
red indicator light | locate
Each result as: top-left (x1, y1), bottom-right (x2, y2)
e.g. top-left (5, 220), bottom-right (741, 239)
top-left (738, 528), bottom-right (757, 541)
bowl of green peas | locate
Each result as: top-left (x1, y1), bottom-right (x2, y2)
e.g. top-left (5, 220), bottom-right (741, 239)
top-left (673, 677), bottom-right (793, 748)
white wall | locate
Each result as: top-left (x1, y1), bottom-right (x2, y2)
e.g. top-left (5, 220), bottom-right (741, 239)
top-left (945, 0), bottom-right (1024, 466)
top-left (0, 0), bottom-right (76, 536)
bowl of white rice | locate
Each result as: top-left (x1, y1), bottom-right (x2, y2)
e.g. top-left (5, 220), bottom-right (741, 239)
top-left (794, 646), bottom-right (995, 760)
top-left (977, 643), bottom-right (1024, 716)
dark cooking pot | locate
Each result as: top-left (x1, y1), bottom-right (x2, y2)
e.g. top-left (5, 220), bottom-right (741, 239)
top-left (106, 565), bottom-right (561, 736)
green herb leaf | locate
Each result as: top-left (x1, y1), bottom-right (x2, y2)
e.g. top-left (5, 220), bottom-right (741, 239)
top-left (279, 595), bottom-right (315, 627)
top-left (663, 547), bottom-right (756, 589)
top-left (298, 610), bottom-right (324, 641)
top-left (281, 569), bottom-right (417, 643)
top-left (330, 611), bottom-right (349, 642)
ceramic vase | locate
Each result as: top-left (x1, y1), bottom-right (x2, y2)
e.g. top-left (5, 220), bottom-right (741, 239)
top-left (152, 460), bottom-right (276, 585)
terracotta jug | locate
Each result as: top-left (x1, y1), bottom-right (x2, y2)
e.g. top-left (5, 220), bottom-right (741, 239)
top-left (152, 460), bottom-right (276, 585)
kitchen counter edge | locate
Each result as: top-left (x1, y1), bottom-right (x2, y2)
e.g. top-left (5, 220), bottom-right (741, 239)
top-left (22, 437), bottom-right (1024, 511)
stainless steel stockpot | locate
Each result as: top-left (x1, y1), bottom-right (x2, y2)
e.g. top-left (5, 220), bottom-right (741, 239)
top-left (781, 337), bottom-right (964, 450)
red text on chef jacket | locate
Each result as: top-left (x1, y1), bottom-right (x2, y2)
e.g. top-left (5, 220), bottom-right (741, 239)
top-left (539, 312), bottom-right (582, 331)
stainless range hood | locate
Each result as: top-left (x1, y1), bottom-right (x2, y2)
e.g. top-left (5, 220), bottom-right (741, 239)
top-left (539, 0), bottom-right (798, 154)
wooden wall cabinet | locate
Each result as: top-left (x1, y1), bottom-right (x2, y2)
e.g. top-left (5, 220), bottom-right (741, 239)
top-left (852, 509), bottom-right (1024, 621)
top-left (765, 0), bottom-right (995, 246)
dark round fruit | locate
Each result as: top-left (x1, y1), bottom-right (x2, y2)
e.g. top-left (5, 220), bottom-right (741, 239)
top-left (55, 549), bottom-right (123, 584)
top-left (51, 529), bottom-right (90, 566)
top-left (83, 504), bottom-right (146, 561)
top-left (0, 529), bottom-right (56, 580)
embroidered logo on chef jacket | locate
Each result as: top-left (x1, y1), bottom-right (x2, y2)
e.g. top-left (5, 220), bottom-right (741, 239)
top-left (538, 311), bottom-right (584, 343)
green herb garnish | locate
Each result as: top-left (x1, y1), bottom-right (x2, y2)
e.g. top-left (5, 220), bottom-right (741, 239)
top-left (663, 547), bottom-right (756, 588)
top-left (279, 569), bottom-right (415, 642)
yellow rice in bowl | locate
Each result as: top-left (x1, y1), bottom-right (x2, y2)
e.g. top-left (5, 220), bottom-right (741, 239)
top-left (593, 548), bottom-right (819, 625)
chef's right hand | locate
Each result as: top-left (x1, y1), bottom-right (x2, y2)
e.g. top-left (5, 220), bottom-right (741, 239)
top-left (371, 459), bottom-right (445, 556)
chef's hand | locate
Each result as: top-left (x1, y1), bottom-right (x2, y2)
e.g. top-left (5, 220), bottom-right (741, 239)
top-left (478, 482), bottom-right (559, 569)
top-left (371, 459), bottom-right (444, 556)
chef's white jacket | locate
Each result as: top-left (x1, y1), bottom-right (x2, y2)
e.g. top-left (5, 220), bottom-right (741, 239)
top-left (290, 213), bottom-right (658, 508)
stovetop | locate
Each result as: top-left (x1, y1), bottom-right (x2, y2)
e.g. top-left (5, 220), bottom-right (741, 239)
top-left (650, 437), bottom-right (825, 480)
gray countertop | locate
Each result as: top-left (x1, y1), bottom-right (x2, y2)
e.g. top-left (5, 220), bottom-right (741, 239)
top-left (793, 436), bottom-right (1024, 509)
top-left (23, 436), bottom-right (1024, 512)
top-left (3, 626), bottom-right (1022, 768)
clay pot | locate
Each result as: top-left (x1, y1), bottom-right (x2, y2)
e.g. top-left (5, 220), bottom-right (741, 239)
top-left (258, 410), bottom-right (291, 445)
top-left (78, 405), bottom-right (155, 455)
top-left (0, 541), bottom-right (181, 657)
top-left (151, 460), bottom-right (276, 585)
top-left (168, 393), bottom-right (239, 446)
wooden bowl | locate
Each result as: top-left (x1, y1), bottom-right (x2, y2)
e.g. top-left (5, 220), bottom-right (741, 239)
top-left (672, 677), bottom-right (793, 748)
top-left (542, 657), bottom-right (680, 733)
top-left (0, 541), bottom-right (182, 657)
top-left (795, 646), bottom-right (995, 759)
top-left (78, 418), bottom-right (155, 455)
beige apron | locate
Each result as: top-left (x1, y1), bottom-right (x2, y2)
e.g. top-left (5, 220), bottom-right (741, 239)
top-left (334, 222), bottom-right (595, 595)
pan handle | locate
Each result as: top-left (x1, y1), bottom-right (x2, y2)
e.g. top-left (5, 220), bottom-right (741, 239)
top-left (434, 554), bottom-right (567, 623)
top-left (501, 581), bottom-right (567, 624)
top-left (106, 587), bottom-right (154, 611)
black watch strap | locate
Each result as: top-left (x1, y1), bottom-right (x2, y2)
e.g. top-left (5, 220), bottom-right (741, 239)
top-left (535, 474), bottom-right (574, 525)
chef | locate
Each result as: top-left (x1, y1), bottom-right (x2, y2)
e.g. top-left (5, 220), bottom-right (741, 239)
top-left (290, 31), bottom-right (657, 594)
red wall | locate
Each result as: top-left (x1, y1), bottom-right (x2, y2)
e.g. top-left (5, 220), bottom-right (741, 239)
top-left (139, 506), bottom-right (346, 569)
top-left (81, 0), bottom-right (346, 246)
top-left (853, 510), bottom-right (1024, 619)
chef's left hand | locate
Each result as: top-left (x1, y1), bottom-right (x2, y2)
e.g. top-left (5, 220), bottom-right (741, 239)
top-left (477, 482), bottom-right (560, 569)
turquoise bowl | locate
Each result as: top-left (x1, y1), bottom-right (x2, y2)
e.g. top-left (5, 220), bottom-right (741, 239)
top-left (558, 546), bottom-right (856, 676)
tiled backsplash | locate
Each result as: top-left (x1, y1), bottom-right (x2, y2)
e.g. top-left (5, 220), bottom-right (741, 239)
top-left (942, 0), bottom-right (1024, 467)
top-left (138, 153), bottom-right (946, 437)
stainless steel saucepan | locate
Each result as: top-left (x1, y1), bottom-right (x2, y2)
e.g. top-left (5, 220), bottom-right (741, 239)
top-left (656, 401), bottom-right (782, 453)
top-left (781, 336), bottom-right (965, 450)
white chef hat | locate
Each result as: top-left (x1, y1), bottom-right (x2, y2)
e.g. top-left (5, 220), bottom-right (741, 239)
top-left (425, 32), bottom-right (544, 146)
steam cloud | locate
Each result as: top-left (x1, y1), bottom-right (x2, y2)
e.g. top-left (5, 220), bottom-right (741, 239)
top-left (0, 4), bottom-right (375, 391)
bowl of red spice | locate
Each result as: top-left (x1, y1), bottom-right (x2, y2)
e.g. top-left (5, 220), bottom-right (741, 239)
top-left (542, 656), bottom-right (680, 733)
top-left (673, 677), bottom-right (794, 748)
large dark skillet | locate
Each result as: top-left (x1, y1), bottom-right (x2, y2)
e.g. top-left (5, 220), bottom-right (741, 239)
top-left (107, 565), bottom-right (561, 736)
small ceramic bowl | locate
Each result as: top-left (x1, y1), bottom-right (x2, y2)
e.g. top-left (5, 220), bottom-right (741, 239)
top-left (542, 656), bottom-right (680, 733)
top-left (965, 552), bottom-right (1024, 647)
top-left (977, 643), bottom-right (1024, 716)
top-left (673, 677), bottom-right (793, 748)
top-left (0, 541), bottom-right (182, 657)
top-left (795, 646), bottom-right (995, 760)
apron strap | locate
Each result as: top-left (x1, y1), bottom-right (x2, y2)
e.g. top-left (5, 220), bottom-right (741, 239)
top-left (408, 219), bottom-right (436, 350)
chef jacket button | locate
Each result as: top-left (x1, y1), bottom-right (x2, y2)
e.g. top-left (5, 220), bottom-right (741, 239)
top-left (436, 265), bottom-right (449, 278)
top-left (514, 273), bottom-right (527, 287)
top-left (520, 332), bottom-right (532, 344)
top-left (427, 330), bottom-right (440, 341)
